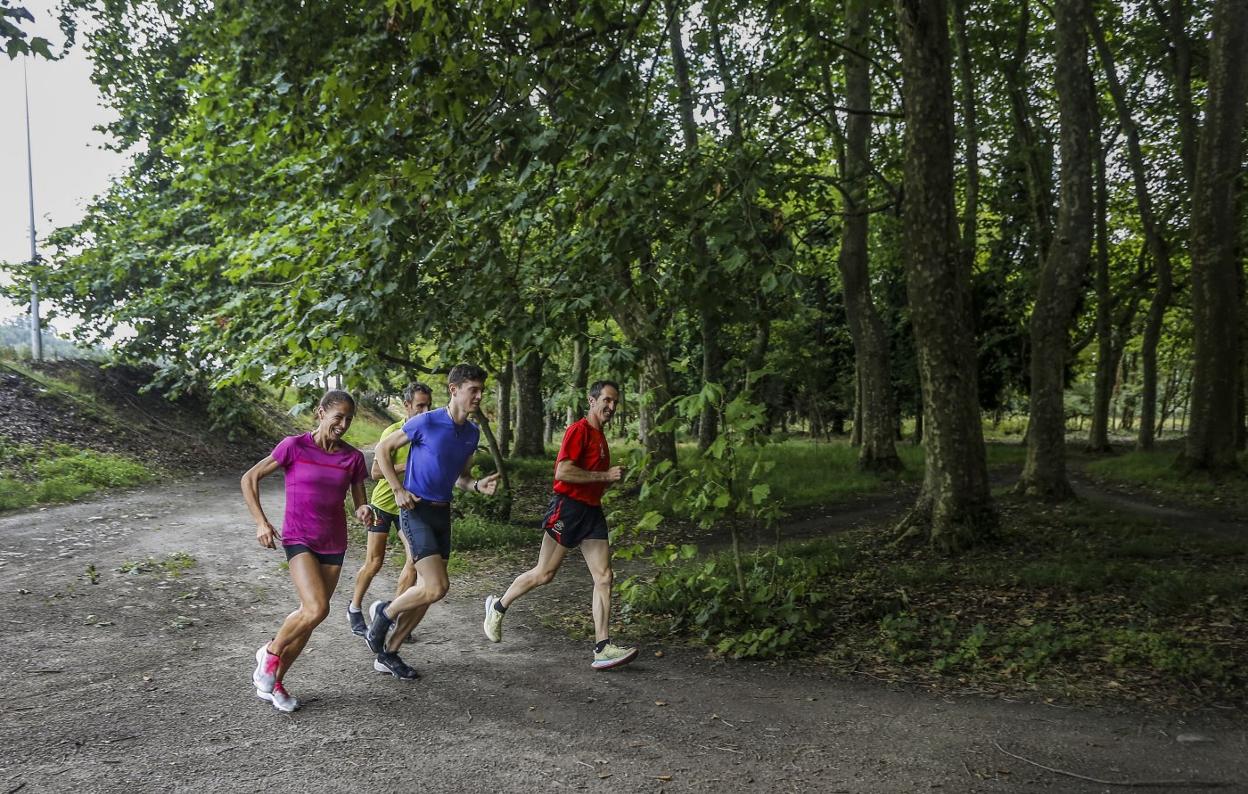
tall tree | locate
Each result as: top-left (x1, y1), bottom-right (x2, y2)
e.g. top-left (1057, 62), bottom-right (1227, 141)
top-left (512, 348), bottom-right (547, 458)
top-left (1184, 0), bottom-right (1248, 474)
top-left (893, 0), bottom-right (996, 548)
top-left (1017, 0), bottom-right (1095, 498)
top-left (1087, 109), bottom-right (1115, 452)
top-left (837, 0), bottom-right (901, 472)
top-left (1088, 7), bottom-right (1175, 452)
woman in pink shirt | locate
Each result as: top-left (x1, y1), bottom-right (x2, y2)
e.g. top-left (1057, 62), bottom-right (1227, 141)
top-left (241, 390), bottom-right (372, 711)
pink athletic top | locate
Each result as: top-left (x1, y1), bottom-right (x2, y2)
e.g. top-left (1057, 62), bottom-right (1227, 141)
top-left (271, 433), bottom-right (367, 555)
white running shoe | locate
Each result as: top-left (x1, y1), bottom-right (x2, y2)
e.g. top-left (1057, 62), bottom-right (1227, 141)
top-left (592, 643), bottom-right (639, 671)
top-left (483, 595), bottom-right (504, 643)
top-left (252, 644), bottom-right (280, 693)
top-left (256, 681), bottom-right (299, 712)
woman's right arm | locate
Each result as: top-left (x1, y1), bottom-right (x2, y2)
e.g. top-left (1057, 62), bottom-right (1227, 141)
top-left (241, 456), bottom-right (284, 548)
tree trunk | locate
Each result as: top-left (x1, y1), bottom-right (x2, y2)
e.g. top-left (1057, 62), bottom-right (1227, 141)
top-left (1004, 0), bottom-right (1053, 263)
top-left (669, 0), bottom-right (722, 453)
top-left (1018, 0), bottom-right (1094, 499)
top-left (1087, 108), bottom-right (1115, 453)
top-left (512, 348), bottom-right (546, 458)
top-left (699, 311), bottom-right (722, 450)
top-left (637, 373), bottom-right (650, 448)
top-left (1089, 9), bottom-right (1174, 452)
top-left (851, 365), bottom-right (863, 447)
top-left (473, 409), bottom-right (512, 521)
top-left (643, 346), bottom-right (679, 463)
top-left (1151, 0), bottom-right (1199, 189)
top-left (893, 0), bottom-right (996, 549)
top-left (496, 359), bottom-right (513, 458)
top-left (567, 330), bottom-right (589, 425)
top-left (952, 0), bottom-right (979, 278)
top-left (837, 0), bottom-right (901, 472)
top-left (1183, 0), bottom-right (1248, 474)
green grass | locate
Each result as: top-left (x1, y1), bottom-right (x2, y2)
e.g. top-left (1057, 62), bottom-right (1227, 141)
top-left (454, 513), bottom-right (538, 550)
top-left (618, 495), bottom-right (1248, 706)
top-left (0, 361), bottom-right (88, 398)
top-left (747, 440), bottom-right (921, 507)
top-left (0, 441), bottom-right (155, 511)
top-left (342, 409), bottom-right (394, 448)
top-left (1083, 449), bottom-right (1248, 510)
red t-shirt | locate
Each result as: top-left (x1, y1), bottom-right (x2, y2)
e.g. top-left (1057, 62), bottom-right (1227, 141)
top-left (553, 419), bottom-right (610, 506)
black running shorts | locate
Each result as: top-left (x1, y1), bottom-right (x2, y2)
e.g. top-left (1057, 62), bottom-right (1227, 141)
top-left (542, 494), bottom-right (609, 548)
top-left (283, 544), bottom-right (346, 566)
top-left (400, 502), bottom-right (452, 561)
top-left (367, 505), bottom-right (399, 534)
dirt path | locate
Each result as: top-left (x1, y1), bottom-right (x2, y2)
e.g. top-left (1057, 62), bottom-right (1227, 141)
top-left (1, 476), bottom-right (1245, 793)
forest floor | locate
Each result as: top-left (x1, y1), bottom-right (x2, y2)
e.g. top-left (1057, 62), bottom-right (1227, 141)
top-left (2, 471), bottom-right (1245, 793)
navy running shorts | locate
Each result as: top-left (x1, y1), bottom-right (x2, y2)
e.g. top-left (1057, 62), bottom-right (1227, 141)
top-left (400, 502), bottom-right (452, 561)
top-left (367, 505), bottom-right (400, 534)
top-left (542, 494), bottom-right (609, 548)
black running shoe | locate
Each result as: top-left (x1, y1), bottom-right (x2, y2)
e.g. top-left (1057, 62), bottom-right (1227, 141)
top-left (374, 651), bottom-right (420, 680)
top-left (365, 600), bottom-right (393, 653)
top-left (348, 608), bottom-right (367, 637)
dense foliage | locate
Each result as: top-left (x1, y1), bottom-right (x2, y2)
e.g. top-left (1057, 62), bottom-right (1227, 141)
top-left (6, 0), bottom-right (1247, 542)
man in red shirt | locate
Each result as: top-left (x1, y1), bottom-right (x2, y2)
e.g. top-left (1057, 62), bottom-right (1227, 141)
top-left (482, 380), bottom-right (638, 670)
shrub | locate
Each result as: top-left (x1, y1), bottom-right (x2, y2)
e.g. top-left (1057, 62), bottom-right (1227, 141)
top-left (622, 547), bottom-right (841, 658)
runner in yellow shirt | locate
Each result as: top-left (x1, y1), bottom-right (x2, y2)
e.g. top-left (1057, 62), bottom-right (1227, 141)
top-left (347, 383), bottom-right (432, 638)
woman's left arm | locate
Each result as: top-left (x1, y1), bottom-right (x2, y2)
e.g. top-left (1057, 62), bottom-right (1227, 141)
top-left (351, 481), bottom-right (374, 525)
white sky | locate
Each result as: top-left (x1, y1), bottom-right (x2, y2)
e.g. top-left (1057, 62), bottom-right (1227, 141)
top-left (0, 0), bottom-right (129, 336)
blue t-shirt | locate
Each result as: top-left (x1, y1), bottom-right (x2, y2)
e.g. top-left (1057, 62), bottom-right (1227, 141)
top-left (402, 407), bottom-right (481, 502)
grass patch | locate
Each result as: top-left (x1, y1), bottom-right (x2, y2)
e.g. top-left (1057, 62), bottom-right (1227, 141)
top-left (119, 552), bottom-right (197, 576)
top-left (341, 410), bottom-right (394, 448)
top-left (454, 513), bottom-right (538, 550)
top-left (1084, 449), bottom-right (1248, 511)
top-left (618, 495), bottom-right (1248, 707)
top-left (0, 440), bottom-right (155, 511)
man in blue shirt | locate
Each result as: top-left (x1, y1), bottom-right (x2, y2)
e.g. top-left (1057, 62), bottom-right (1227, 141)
top-left (367, 364), bottom-right (500, 679)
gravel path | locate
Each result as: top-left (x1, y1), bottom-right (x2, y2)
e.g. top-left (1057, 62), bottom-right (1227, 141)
top-left (1, 476), bottom-right (1244, 792)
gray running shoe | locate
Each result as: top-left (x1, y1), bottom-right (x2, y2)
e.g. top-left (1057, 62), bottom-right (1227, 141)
top-left (348, 608), bottom-right (367, 637)
top-left (483, 595), bottom-right (504, 643)
top-left (374, 651), bottom-right (420, 680)
top-left (365, 600), bottom-right (393, 653)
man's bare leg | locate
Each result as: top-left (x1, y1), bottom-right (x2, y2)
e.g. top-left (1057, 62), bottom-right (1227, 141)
top-left (483, 534), bottom-right (568, 643)
top-left (579, 540), bottom-right (612, 644)
top-left (501, 533), bottom-right (569, 607)
top-left (382, 554), bottom-right (448, 653)
top-left (350, 530), bottom-right (389, 610)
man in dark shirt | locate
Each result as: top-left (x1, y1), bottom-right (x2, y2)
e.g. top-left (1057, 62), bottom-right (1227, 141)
top-left (482, 380), bottom-right (638, 670)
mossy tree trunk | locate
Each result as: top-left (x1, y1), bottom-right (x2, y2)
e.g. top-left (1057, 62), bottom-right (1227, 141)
top-left (511, 348), bottom-right (546, 458)
top-left (837, 0), bottom-right (901, 473)
top-left (1017, 0), bottom-right (1094, 499)
top-left (893, 0), bottom-right (996, 550)
top-left (1183, 0), bottom-right (1248, 475)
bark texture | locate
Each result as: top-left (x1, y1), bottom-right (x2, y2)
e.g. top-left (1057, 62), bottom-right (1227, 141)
top-left (893, 0), bottom-right (996, 549)
top-left (512, 349), bottom-right (547, 458)
top-left (669, 0), bottom-right (722, 452)
top-left (1088, 114), bottom-right (1115, 452)
top-left (496, 359), bottom-right (513, 458)
top-left (838, 0), bottom-right (901, 472)
top-left (1017, 0), bottom-right (1095, 498)
top-left (1184, 0), bottom-right (1248, 474)
top-left (567, 331), bottom-right (588, 425)
top-left (1089, 9), bottom-right (1173, 452)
